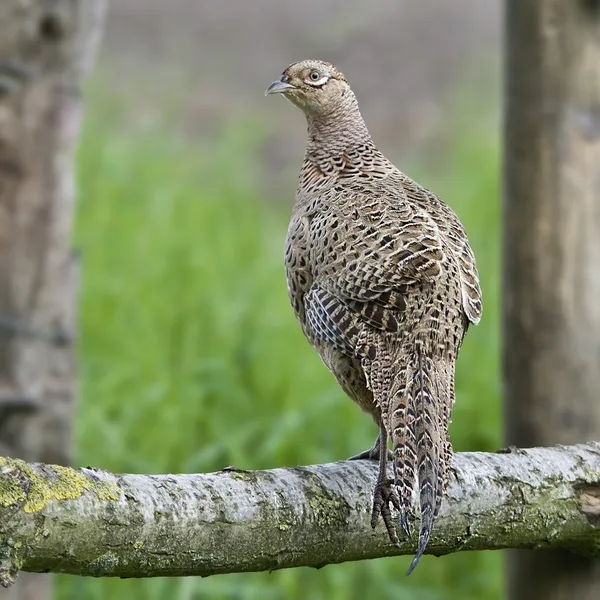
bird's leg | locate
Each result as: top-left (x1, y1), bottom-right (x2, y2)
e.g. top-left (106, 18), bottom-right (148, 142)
top-left (347, 429), bottom-right (394, 461)
top-left (369, 426), bottom-right (401, 547)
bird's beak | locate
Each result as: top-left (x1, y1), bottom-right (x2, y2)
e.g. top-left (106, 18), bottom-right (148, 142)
top-left (265, 79), bottom-right (296, 96)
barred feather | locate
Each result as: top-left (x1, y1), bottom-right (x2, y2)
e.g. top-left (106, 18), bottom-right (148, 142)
top-left (406, 347), bottom-right (441, 575)
top-left (388, 363), bottom-right (416, 540)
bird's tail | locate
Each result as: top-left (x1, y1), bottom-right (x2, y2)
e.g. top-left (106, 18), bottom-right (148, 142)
top-left (388, 360), bottom-right (415, 542)
top-left (389, 342), bottom-right (452, 576)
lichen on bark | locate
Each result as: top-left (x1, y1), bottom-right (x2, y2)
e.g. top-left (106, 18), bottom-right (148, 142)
top-left (0, 458), bottom-right (120, 513)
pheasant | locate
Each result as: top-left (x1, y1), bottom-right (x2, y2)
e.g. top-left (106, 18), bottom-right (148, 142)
top-left (266, 60), bottom-right (482, 574)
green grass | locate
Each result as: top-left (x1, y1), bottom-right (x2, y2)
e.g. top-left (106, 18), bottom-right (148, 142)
top-left (56, 81), bottom-right (502, 600)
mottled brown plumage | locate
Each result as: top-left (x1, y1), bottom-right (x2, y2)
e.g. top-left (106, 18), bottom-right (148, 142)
top-left (266, 60), bottom-right (482, 573)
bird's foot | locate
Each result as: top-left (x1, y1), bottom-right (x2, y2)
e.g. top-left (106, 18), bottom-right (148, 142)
top-left (370, 478), bottom-right (402, 547)
top-left (348, 445), bottom-right (391, 461)
top-left (347, 438), bottom-right (393, 462)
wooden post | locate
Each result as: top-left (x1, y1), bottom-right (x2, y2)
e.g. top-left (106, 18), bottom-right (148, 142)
top-left (0, 1), bottom-right (105, 598)
top-left (503, 1), bottom-right (600, 599)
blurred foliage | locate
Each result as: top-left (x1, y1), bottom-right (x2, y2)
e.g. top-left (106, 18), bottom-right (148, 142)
top-left (56, 78), bottom-right (501, 600)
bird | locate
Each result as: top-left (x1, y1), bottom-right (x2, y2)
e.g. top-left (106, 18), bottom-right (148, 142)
top-left (266, 60), bottom-right (482, 574)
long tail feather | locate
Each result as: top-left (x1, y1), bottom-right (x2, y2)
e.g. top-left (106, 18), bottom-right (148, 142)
top-left (436, 363), bottom-right (455, 515)
top-left (405, 345), bottom-right (441, 576)
top-left (389, 362), bottom-right (415, 542)
top-left (373, 337), bottom-right (456, 575)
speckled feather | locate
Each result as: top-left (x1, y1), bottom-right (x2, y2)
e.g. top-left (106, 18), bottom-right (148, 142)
top-left (270, 60), bottom-right (482, 573)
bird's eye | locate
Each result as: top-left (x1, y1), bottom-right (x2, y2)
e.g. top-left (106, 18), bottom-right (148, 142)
top-left (305, 71), bottom-right (329, 86)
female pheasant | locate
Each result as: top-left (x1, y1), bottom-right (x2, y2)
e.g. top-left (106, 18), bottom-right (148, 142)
top-left (266, 60), bottom-right (482, 574)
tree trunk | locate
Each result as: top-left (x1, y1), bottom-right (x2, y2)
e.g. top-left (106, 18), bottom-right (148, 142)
top-left (0, 1), bottom-right (106, 598)
top-left (503, 1), bottom-right (600, 599)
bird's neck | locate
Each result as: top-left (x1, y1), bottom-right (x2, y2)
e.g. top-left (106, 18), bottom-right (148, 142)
top-left (304, 91), bottom-right (374, 160)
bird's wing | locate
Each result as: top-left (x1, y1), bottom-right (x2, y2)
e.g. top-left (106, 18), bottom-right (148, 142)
top-left (442, 222), bottom-right (482, 325)
top-left (304, 191), bottom-right (445, 353)
top-left (399, 175), bottom-right (483, 325)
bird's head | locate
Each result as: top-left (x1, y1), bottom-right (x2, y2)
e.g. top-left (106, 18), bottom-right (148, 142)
top-left (265, 60), bottom-right (350, 117)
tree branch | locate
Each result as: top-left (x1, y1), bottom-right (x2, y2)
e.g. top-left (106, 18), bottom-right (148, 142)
top-left (1, 443), bottom-right (599, 586)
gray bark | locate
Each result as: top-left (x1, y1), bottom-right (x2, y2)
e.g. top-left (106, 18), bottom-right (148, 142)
top-left (0, 1), bottom-right (106, 598)
top-left (1, 443), bottom-right (600, 585)
top-left (503, 1), bottom-right (600, 599)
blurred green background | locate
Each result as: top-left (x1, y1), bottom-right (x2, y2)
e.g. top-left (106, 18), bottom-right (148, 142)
top-left (58, 2), bottom-right (502, 598)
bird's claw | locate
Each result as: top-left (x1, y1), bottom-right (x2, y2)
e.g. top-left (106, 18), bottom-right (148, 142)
top-left (370, 478), bottom-right (402, 547)
top-left (348, 438), bottom-right (393, 461)
top-left (348, 447), bottom-right (376, 461)
top-left (348, 446), bottom-right (393, 461)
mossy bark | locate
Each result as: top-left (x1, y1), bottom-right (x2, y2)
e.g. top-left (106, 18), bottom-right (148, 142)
top-left (0, 443), bottom-right (599, 585)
